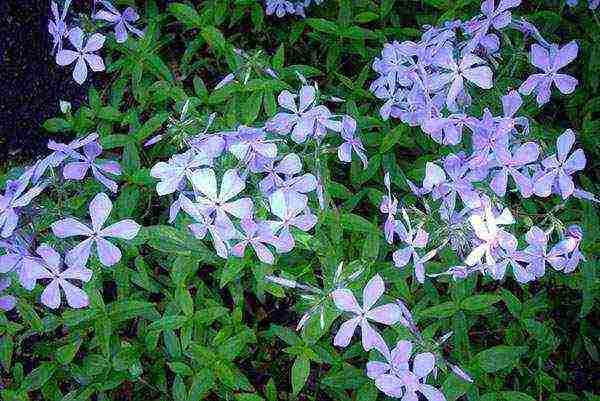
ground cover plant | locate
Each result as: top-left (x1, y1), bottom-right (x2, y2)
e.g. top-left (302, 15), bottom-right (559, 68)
top-left (1, 0), bottom-right (599, 400)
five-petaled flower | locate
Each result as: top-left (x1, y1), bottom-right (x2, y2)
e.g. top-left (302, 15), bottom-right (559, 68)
top-left (56, 27), bottom-right (106, 85)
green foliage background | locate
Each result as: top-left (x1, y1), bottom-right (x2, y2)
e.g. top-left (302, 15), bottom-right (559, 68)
top-left (1, 0), bottom-right (599, 400)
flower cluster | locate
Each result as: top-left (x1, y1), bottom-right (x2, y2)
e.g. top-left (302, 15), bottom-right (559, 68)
top-left (264, 0), bottom-right (324, 18)
top-left (0, 133), bottom-right (139, 310)
top-left (49, 0), bottom-right (145, 84)
top-left (566, 0), bottom-right (599, 9)
top-left (150, 83), bottom-right (367, 264)
top-left (369, 1), bottom-right (593, 285)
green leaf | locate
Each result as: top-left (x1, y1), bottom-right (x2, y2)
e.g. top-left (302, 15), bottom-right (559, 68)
top-left (43, 117), bottom-right (70, 132)
top-left (145, 225), bottom-right (219, 262)
top-left (291, 356), bottom-right (310, 396)
top-left (305, 18), bottom-right (338, 34)
top-left (20, 362), bottom-right (56, 391)
top-left (134, 112), bottom-right (169, 142)
top-left (460, 294), bottom-right (500, 312)
top-left (475, 346), bottom-right (528, 373)
top-left (147, 315), bottom-right (188, 333)
top-left (417, 302), bottom-right (459, 320)
top-left (56, 340), bottom-right (82, 365)
top-left (0, 336), bottom-right (13, 372)
top-left (168, 3), bottom-right (202, 28)
top-left (220, 257), bottom-right (246, 288)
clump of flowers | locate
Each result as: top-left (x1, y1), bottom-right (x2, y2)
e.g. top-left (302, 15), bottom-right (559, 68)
top-left (264, 0), bottom-right (324, 18)
top-left (149, 82), bottom-right (368, 264)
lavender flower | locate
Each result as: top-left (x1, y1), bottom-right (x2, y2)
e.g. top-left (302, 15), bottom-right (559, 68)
top-left (366, 340), bottom-right (411, 379)
top-left (337, 116), bottom-right (368, 168)
top-left (63, 141), bottom-right (121, 193)
top-left (56, 27), bottom-right (106, 85)
top-left (392, 224), bottom-right (430, 283)
top-left (0, 172), bottom-right (46, 238)
top-left (28, 244), bottom-right (92, 309)
top-left (231, 218), bottom-right (278, 264)
top-left (519, 41), bottom-right (579, 106)
top-left (150, 149), bottom-right (213, 196)
top-left (51, 192), bottom-right (140, 267)
top-left (267, 190), bottom-right (317, 253)
top-left (48, 0), bottom-right (72, 53)
top-left (489, 142), bottom-right (539, 197)
top-left (464, 206), bottom-right (515, 267)
top-left (265, 0), bottom-right (295, 17)
top-left (94, 0), bottom-right (145, 43)
top-left (331, 274), bottom-right (400, 353)
top-left (258, 153), bottom-right (303, 195)
top-left (534, 129), bottom-right (586, 199)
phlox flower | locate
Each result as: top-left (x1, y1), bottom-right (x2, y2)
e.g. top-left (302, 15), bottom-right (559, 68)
top-left (367, 340), bottom-right (411, 380)
top-left (392, 222), bottom-right (430, 283)
top-left (489, 142), bottom-right (539, 197)
top-left (0, 236), bottom-right (44, 290)
top-left (267, 190), bottom-right (317, 253)
top-left (331, 274), bottom-right (400, 353)
top-left (0, 277), bottom-right (16, 311)
top-left (28, 244), bottom-right (92, 309)
top-left (561, 225), bottom-right (585, 273)
top-left (373, 342), bottom-right (444, 401)
top-left (56, 27), bottom-right (105, 85)
top-left (422, 114), bottom-right (469, 146)
top-left (432, 49), bottom-right (493, 111)
top-left (520, 226), bottom-right (569, 278)
top-left (62, 141), bottom-right (121, 193)
top-left (534, 129), bottom-right (586, 199)
top-left (265, 0), bottom-right (295, 17)
top-left (34, 133), bottom-right (99, 182)
top-left (231, 218), bottom-right (279, 264)
top-left (258, 153), bottom-right (302, 195)
top-left (463, 0), bottom-right (521, 54)
top-left (380, 172), bottom-right (399, 244)
top-left (337, 116), bottom-right (368, 168)
top-left (94, 0), bottom-right (145, 43)
top-left (0, 171), bottom-right (46, 238)
top-left (189, 168), bottom-right (254, 228)
top-left (52, 192), bottom-right (141, 267)
top-left (464, 206), bottom-right (515, 267)
top-left (519, 41), bottom-right (579, 106)
top-left (227, 126), bottom-right (278, 170)
top-left (48, 0), bottom-right (72, 53)
top-left (150, 149), bottom-right (213, 196)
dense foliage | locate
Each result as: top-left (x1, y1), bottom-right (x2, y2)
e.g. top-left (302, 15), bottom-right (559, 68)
top-left (1, 0), bottom-right (599, 400)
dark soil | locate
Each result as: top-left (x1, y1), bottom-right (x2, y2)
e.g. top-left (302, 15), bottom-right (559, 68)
top-left (0, 0), bottom-right (90, 163)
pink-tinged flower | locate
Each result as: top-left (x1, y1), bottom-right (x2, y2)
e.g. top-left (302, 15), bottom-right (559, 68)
top-left (490, 142), bottom-right (539, 197)
top-left (0, 277), bottom-right (16, 311)
top-left (51, 193), bottom-right (140, 267)
top-left (62, 141), bottom-right (121, 193)
top-left (56, 27), bottom-right (105, 85)
top-left (519, 41), bottom-right (579, 106)
top-left (189, 168), bottom-right (254, 229)
top-left (179, 195), bottom-right (235, 259)
top-left (465, 206), bottom-right (515, 267)
top-left (432, 49), bottom-right (493, 111)
top-left (231, 219), bottom-right (278, 264)
top-left (374, 345), bottom-right (444, 401)
top-left (28, 244), bottom-right (92, 309)
top-left (337, 116), bottom-right (368, 168)
top-left (534, 129), bottom-right (586, 199)
top-left (267, 190), bottom-right (317, 253)
top-left (150, 149), bottom-right (212, 196)
top-left (94, 0), bottom-right (145, 43)
top-left (331, 274), bottom-right (400, 353)
top-left (227, 126), bottom-right (278, 170)
top-left (48, 0), bottom-right (72, 53)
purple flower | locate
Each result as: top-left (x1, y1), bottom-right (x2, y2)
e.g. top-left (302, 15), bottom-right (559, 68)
top-left (422, 114), bottom-right (469, 145)
top-left (227, 126), bottom-right (278, 170)
top-left (0, 277), bottom-right (16, 311)
top-left (28, 244), bottom-right (92, 309)
top-left (432, 50), bottom-right (493, 111)
top-left (265, 0), bottom-right (295, 17)
top-left (63, 141), bottom-right (121, 193)
top-left (48, 0), bottom-right (72, 53)
top-left (498, 90), bottom-right (529, 135)
top-left (374, 345), bottom-right (443, 401)
top-left (426, 155), bottom-right (482, 213)
top-left (34, 133), bottom-right (99, 182)
top-left (0, 172), bottom-right (46, 238)
top-left (469, 109), bottom-right (512, 167)
top-left (561, 225), bottom-right (585, 273)
top-left (520, 226), bottom-right (569, 278)
top-left (179, 195), bottom-right (235, 259)
top-left (449, 364), bottom-right (474, 383)
top-left (463, 0), bottom-right (521, 54)
top-left (380, 172), bottom-right (399, 244)
top-left (266, 86), bottom-right (340, 143)
top-left (489, 142), bottom-right (539, 197)
top-left (94, 0), bottom-right (145, 43)
top-left (189, 168), bottom-right (254, 228)
top-left (534, 129), bottom-right (586, 199)
top-left (519, 41), bottom-right (578, 106)
top-left (331, 274), bottom-right (400, 353)
top-left (56, 27), bottom-right (105, 85)
top-left (231, 218), bottom-right (278, 264)
top-left (464, 206), bottom-right (515, 267)
top-left (267, 190), bottom-right (317, 253)
top-left (258, 153), bottom-right (302, 195)
top-left (392, 224), bottom-right (430, 283)
top-left (52, 192), bottom-right (141, 267)
top-left (367, 340), bottom-right (411, 379)
top-left (337, 116), bottom-right (368, 168)
top-left (150, 150), bottom-right (212, 196)
top-left (0, 236), bottom-right (43, 290)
